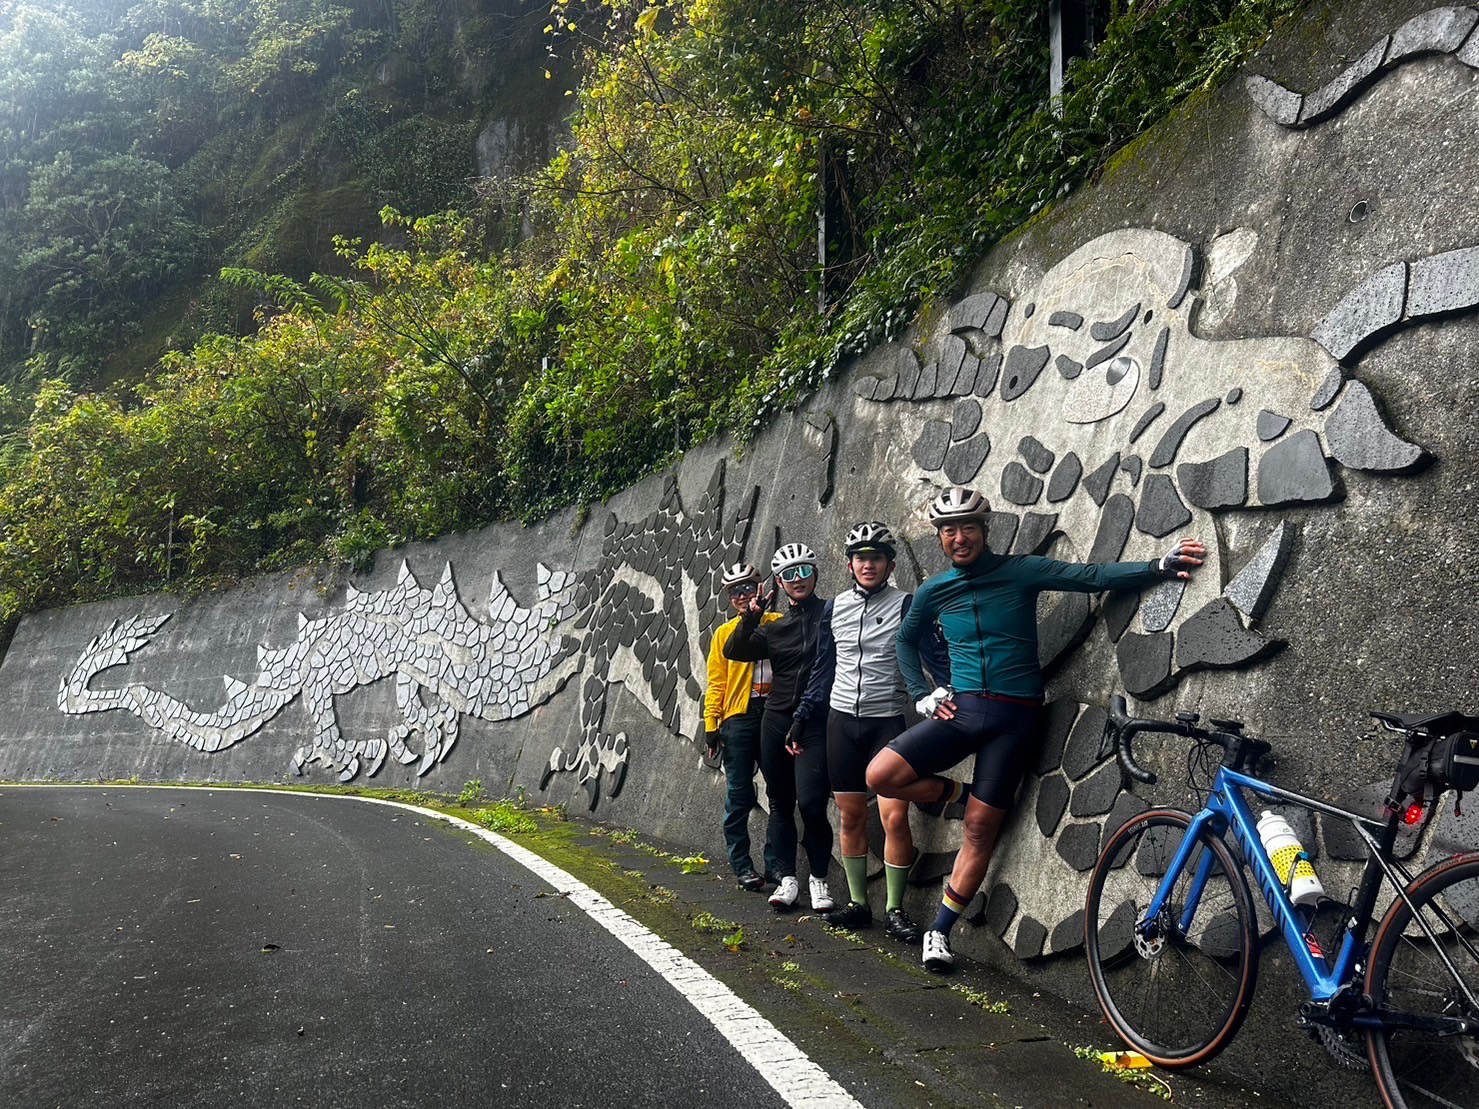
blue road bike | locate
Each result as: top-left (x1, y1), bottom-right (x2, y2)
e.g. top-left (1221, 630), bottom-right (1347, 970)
top-left (1084, 695), bottom-right (1479, 1109)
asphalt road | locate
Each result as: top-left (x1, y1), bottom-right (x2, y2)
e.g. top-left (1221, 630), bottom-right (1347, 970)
top-left (0, 787), bottom-right (797, 1109)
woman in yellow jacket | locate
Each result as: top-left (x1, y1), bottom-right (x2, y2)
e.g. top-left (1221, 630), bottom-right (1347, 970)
top-left (705, 563), bottom-right (782, 891)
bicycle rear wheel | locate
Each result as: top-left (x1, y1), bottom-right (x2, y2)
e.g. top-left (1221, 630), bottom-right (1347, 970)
top-left (1365, 852), bottom-right (1479, 1109)
top-left (1085, 808), bottom-right (1258, 1067)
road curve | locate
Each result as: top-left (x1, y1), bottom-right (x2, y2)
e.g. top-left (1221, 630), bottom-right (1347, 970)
top-left (0, 786), bottom-right (856, 1108)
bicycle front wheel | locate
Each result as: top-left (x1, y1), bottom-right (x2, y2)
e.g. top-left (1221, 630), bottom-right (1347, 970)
top-left (1365, 851), bottom-right (1479, 1109)
top-left (1085, 808), bottom-right (1258, 1068)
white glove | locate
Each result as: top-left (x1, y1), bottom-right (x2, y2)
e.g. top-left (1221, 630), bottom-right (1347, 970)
top-left (1157, 539), bottom-right (1203, 578)
top-left (916, 686), bottom-right (952, 718)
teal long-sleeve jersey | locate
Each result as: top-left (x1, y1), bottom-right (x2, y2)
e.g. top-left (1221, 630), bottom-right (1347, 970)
top-left (896, 552), bottom-right (1165, 701)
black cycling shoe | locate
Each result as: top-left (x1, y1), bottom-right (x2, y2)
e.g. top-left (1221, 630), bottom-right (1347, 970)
top-left (884, 907), bottom-right (921, 944)
top-left (821, 901), bottom-right (872, 929)
top-left (737, 870), bottom-right (766, 892)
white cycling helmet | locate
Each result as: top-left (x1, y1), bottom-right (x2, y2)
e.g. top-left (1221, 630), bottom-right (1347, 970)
top-left (720, 562), bottom-right (761, 589)
top-left (770, 542), bottom-right (817, 576)
top-left (928, 486), bottom-right (989, 527)
top-left (845, 521), bottom-right (896, 558)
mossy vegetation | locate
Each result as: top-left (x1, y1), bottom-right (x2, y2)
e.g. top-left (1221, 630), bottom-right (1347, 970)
top-left (0, 0), bottom-right (1306, 626)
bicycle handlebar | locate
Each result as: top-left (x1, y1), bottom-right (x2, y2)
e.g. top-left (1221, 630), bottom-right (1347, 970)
top-left (1105, 694), bottom-right (1270, 786)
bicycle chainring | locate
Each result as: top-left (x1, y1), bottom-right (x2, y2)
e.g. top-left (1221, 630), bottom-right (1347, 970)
top-left (1316, 1024), bottom-right (1369, 1072)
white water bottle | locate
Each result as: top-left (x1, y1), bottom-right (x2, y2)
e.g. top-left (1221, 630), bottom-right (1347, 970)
top-left (1256, 810), bottom-right (1325, 907)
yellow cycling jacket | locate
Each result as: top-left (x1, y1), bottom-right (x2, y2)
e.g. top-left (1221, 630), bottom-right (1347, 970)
top-left (704, 612), bottom-right (781, 734)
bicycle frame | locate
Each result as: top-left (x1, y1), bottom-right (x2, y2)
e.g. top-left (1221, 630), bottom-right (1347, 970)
top-left (1147, 764), bottom-right (1398, 1002)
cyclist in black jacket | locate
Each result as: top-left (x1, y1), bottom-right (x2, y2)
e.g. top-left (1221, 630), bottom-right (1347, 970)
top-left (724, 543), bottom-right (834, 912)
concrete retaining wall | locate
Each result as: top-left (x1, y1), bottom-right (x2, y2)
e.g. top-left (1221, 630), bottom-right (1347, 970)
top-left (4, 1), bottom-right (1478, 1099)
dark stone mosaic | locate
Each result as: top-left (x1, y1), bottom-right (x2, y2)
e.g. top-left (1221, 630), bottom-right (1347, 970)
top-left (1019, 436), bottom-right (1055, 474)
top-left (1170, 244), bottom-right (1195, 309)
top-left (1071, 761), bottom-right (1124, 819)
top-left (973, 350), bottom-right (1002, 399)
top-left (1256, 429), bottom-right (1336, 505)
top-left (951, 399), bottom-right (983, 440)
top-left (1055, 354), bottom-right (1084, 380)
top-left (985, 883), bottom-right (1019, 938)
top-left (1085, 330), bottom-right (1133, 370)
top-left (1001, 344), bottom-right (1051, 401)
top-left (1116, 631), bottom-right (1174, 699)
top-left (1050, 909), bottom-right (1086, 955)
top-left (1175, 598), bottom-right (1283, 670)
top-left (897, 347), bottom-right (923, 398)
top-left (1326, 380), bottom-right (1426, 472)
top-left (1149, 397), bottom-right (1221, 468)
top-left (1001, 461), bottom-right (1044, 506)
top-left (1055, 822), bottom-right (1104, 873)
top-left (1257, 409), bottom-right (1292, 441)
top-left (1311, 366), bottom-right (1346, 412)
top-left (944, 434), bottom-right (993, 485)
top-left (986, 512), bottom-right (1019, 556)
top-left (1179, 447), bottom-right (1249, 510)
top-left (911, 419), bottom-right (952, 470)
top-left (913, 360), bottom-right (939, 400)
top-left (1100, 793), bottom-right (1149, 863)
top-left (1083, 454), bottom-right (1120, 506)
top-left (1046, 452), bottom-right (1082, 503)
top-left (1226, 387), bottom-right (1242, 405)
top-left (1036, 774), bottom-right (1070, 836)
top-left (1038, 591), bottom-right (1092, 670)
top-left (1091, 303), bottom-right (1141, 342)
top-left (1103, 590), bottom-right (1139, 643)
top-left (1036, 698), bottom-right (1080, 774)
top-left (1129, 402), bottom-right (1165, 444)
top-left (1135, 473), bottom-right (1192, 538)
top-left (1014, 511), bottom-right (1059, 555)
top-left (949, 355), bottom-right (982, 397)
top-left (1311, 262), bottom-right (1406, 362)
top-left (1088, 493), bottom-right (1134, 563)
top-left (1120, 456), bottom-right (1143, 486)
top-left (1062, 705), bottom-right (1109, 781)
top-left (1014, 915), bottom-right (1048, 958)
top-left (1049, 310), bottom-right (1084, 330)
top-left (949, 291), bottom-right (1010, 335)
top-left (1022, 302), bottom-right (1035, 319)
top-left (872, 372), bottom-right (897, 401)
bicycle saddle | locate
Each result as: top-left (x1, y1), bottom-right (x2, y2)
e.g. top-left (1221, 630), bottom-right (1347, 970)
top-left (1369, 709), bottom-right (1474, 733)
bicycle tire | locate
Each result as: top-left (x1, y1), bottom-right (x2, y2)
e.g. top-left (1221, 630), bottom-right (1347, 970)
top-left (1085, 808), bottom-right (1258, 1067)
top-left (1365, 851), bottom-right (1479, 1109)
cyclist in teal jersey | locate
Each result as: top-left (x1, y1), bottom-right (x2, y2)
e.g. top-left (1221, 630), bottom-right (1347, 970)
top-left (866, 486), bottom-right (1207, 972)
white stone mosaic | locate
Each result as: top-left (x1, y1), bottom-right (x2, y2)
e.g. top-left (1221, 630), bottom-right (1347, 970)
top-left (58, 560), bottom-right (581, 782)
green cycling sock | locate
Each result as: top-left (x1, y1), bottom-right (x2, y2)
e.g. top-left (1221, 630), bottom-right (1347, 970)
top-left (843, 854), bottom-right (869, 905)
top-left (885, 862), bottom-right (910, 912)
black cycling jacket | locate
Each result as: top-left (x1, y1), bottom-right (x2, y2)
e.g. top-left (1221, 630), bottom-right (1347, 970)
top-left (723, 593), bottom-right (827, 716)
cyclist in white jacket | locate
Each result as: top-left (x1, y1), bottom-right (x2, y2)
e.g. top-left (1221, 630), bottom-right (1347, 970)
top-left (790, 522), bottom-right (949, 942)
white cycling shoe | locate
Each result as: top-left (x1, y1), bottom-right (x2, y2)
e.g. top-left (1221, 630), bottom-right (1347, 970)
top-left (808, 875), bottom-right (835, 912)
top-left (922, 929), bottom-right (955, 973)
top-left (769, 875), bottom-right (800, 909)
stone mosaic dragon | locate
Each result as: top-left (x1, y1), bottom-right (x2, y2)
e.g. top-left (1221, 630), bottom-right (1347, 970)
top-left (58, 561), bottom-right (582, 781)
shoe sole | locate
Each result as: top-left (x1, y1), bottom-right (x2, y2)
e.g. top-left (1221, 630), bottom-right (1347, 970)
top-left (923, 959), bottom-right (954, 973)
top-left (885, 928), bottom-right (921, 944)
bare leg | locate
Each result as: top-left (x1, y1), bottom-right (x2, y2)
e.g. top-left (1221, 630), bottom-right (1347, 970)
top-left (944, 796), bottom-right (1009, 906)
top-left (866, 749), bottom-right (956, 804)
top-left (834, 792), bottom-right (870, 857)
top-left (878, 796), bottom-right (914, 867)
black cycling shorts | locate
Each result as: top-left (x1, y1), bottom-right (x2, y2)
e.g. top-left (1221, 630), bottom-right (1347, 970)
top-left (826, 712), bottom-right (906, 794)
top-left (888, 693), bottom-right (1042, 808)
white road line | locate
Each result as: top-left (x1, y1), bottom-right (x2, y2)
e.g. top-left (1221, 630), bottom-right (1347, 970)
top-left (11, 785), bottom-right (865, 1109)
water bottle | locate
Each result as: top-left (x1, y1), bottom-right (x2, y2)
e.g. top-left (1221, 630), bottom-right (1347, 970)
top-left (1256, 810), bottom-right (1325, 907)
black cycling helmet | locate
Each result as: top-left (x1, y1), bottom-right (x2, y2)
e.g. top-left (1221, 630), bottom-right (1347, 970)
top-left (844, 521), bottom-right (896, 559)
top-left (928, 486), bottom-right (989, 527)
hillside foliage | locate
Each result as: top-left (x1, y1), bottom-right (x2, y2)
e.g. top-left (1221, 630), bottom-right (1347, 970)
top-left (0, 0), bottom-right (1303, 622)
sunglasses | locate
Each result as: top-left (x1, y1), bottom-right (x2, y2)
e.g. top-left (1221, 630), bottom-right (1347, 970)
top-left (727, 583), bottom-right (758, 599)
top-left (778, 564), bottom-right (815, 583)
